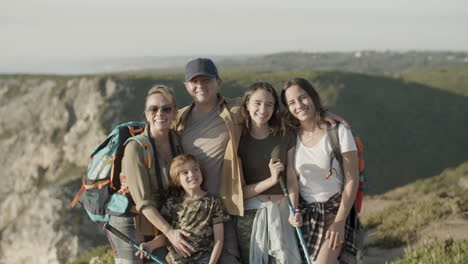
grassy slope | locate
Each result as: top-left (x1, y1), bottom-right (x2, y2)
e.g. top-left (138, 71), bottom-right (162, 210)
top-left (389, 239), bottom-right (468, 264)
top-left (363, 161), bottom-right (468, 247)
top-left (362, 161), bottom-right (468, 263)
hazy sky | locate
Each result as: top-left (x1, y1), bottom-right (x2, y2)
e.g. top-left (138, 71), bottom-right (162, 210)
top-left (1, 0), bottom-right (467, 60)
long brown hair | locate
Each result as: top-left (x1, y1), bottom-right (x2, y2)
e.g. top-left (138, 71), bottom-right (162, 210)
top-left (241, 81), bottom-right (282, 135)
top-left (280, 78), bottom-right (326, 129)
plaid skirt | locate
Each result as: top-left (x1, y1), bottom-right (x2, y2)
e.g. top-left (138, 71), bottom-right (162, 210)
top-left (300, 193), bottom-right (362, 262)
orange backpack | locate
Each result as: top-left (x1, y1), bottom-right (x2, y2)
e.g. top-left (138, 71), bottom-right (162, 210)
top-left (327, 123), bottom-right (367, 213)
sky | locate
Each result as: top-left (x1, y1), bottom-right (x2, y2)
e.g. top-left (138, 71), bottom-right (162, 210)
top-left (1, 0), bottom-right (467, 61)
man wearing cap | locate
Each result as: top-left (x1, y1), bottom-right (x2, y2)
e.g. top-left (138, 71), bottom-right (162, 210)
top-left (174, 58), bottom-right (346, 263)
top-left (175, 58), bottom-right (243, 263)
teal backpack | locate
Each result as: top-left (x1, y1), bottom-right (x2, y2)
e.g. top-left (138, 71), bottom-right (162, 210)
top-left (70, 121), bottom-right (154, 223)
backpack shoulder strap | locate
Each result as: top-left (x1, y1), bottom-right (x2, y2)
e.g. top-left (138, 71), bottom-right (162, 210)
top-left (169, 130), bottom-right (184, 156)
top-left (125, 135), bottom-right (154, 168)
top-left (327, 123), bottom-right (341, 157)
top-left (326, 123), bottom-right (345, 190)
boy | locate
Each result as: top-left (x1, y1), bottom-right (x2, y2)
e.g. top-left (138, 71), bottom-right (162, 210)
top-left (138, 154), bottom-right (229, 264)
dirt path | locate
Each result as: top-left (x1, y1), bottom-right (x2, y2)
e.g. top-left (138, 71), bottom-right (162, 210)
top-left (419, 215), bottom-right (468, 242)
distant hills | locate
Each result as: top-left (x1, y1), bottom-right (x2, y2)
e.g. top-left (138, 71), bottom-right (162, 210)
top-left (217, 51), bottom-right (468, 74)
top-left (1, 51), bottom-right (467, 75)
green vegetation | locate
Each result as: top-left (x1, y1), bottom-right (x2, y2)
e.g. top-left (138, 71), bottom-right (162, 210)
top-left (363, 162), bottom-right (468, 248)
top-left (389, 239), bottom-right (468, 264)
top-left (71, 245), bottom-right (114, 264)
top-left (217, 51), bottom-right (468, 74)
top-left (398, 66), bottom-right (468, 96)
top-left (365, 198), bottom-right (453, 247)
top-left (381, 162), bottom-right (468, 202)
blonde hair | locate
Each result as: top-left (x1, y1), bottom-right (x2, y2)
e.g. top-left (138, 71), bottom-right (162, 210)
top-left (169, 154), bottom-right (206, 188)
top-left (145, 84), bottom-right (177, 109)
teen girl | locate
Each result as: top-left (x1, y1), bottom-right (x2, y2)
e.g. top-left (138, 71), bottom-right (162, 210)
top-left (237, 82), bottom-right (301, 264)
top-left (282, 78), bottom-right (361, 264)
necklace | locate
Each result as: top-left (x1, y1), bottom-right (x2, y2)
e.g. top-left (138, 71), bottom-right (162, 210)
top-left (299, 127), bottom-right (326, 147)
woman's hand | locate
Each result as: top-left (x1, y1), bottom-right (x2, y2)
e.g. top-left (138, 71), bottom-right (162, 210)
top-left (323, 111), bottom-right (350, 128)
top-left (326, 220), bottom-right (346, 250)
top-left (269, 159), bottom-right (284, 184)
top-left (288, 209), bottom-right (303, 227)
top-left (166, 229), bottom-right (194, 258)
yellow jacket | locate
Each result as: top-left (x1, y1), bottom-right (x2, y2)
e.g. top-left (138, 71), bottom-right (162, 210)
top-left (175, 95), bottom-right (244, 216)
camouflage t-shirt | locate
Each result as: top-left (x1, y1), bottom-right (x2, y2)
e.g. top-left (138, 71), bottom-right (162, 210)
top-left (161, 193), bottom-right (230, 264)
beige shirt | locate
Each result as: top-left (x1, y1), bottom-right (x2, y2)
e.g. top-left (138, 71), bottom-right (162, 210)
top-left (181, 102), bottom-right (229, 195)
top-left (176, 95), bottom-right (244, 216)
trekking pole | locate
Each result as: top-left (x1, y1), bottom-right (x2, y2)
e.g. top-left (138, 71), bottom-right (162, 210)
top-left (278, 176), bottom-right (313, 264)
top-left (103, 223), bottom-right (167, 264)
top-left (272, 139), bottom-right (313, 264)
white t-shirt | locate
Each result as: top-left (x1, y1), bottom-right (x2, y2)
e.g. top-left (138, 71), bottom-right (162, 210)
top-left (294, 124), bottom-right (357, 203)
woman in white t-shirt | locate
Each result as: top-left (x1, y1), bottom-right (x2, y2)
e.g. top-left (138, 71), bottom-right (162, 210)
top-left (281, 78), bottom-right (360, 264)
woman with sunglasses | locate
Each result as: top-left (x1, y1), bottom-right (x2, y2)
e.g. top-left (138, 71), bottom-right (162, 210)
top-left (107, 85), bottom-right (194, 264)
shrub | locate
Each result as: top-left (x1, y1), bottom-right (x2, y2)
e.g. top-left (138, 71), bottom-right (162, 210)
top-left (389, 238), bottom-right (468, 264)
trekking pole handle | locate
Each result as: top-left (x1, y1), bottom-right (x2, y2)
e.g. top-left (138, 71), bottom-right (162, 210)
top-left (104, 223), bottom-right (167, 264)
top-left (280, 183), bottom-right (314, 264)
top-left (282, 197), bottom-right (313, 264)
top-left (274, 144), bottom-right (313, 263)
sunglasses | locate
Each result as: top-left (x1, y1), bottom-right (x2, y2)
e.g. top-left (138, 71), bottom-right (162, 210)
top-left (146, 104), bottom-right (173, 114)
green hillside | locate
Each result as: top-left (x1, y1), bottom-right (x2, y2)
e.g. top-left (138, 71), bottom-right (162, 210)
top-left (93, 69), bottom-right (468, 194)
top-left (364, 161), bottom-right (468, 247)
top-left (397, 66), bottom-right (468, 96)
